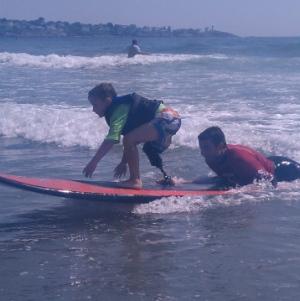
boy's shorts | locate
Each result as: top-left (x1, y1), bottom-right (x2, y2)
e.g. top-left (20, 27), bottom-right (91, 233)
top-left (149, 107), bottom-right (181, 153)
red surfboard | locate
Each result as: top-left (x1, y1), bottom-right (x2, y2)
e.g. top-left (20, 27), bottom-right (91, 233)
top-left (0, 173), bottom-right (232, 203)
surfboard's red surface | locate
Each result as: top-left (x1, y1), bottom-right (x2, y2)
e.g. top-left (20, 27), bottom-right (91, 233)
top-left (0, 173), bottom-right (231, 202)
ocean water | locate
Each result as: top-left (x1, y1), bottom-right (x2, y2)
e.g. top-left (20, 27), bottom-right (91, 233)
top-left (1, 35), bottom-right (300, 300)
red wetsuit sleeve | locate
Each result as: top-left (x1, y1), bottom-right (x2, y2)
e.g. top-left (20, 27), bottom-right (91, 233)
top-left (226, 151), bottom-right (265, 185)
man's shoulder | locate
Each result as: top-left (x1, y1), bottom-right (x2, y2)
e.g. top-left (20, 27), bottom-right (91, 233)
top-left (227, 144), bottom-right (242, 153)
top-left (227, 144), bottom-right (255, 153)
top-left (226, 144), bottom-right (253, 159)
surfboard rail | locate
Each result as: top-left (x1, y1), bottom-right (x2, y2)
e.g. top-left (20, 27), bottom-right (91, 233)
top-left (0, 173), bottom-right (231, 203)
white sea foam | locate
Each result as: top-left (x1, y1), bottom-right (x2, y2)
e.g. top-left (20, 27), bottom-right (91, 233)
top-left (133, 180), bottom-right (300, 214)
top-left (172, 101), bottom-right (300, 159)
top-left (0, 52), bottom-right (228, 69)
top-left (1, 101), bottom-right (300, 160)
top-left (0, 102), bottom-right (105, 148)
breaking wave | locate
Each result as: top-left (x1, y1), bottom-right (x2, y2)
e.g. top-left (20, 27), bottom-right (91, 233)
top-left (0, 52), bottom-right (228, 69)
top-left (1, 100), bottom-right (300, 161)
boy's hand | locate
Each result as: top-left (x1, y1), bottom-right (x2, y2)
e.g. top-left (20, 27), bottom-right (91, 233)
top-left (114, 162), bottom-right (127, 179)
top-left (83, 160), bottom-right (98, 178)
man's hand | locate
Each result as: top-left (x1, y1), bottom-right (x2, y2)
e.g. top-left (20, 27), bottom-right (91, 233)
top-left (156, 176), bottom-right (176, 186)
top-left (114, 162), bottom-right (127, 179)
top-left (83, 159), bottom-right (98, 178)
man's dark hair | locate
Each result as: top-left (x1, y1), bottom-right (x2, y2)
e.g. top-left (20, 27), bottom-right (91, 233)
top-left (132, 39), bottom-right (138, 45)
top-left (198, 126), bottom-right (227, 146)
top-left (88, 83), bottom-right (117, 100)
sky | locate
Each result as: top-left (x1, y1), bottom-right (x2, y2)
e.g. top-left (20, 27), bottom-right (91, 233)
top-left (1, 0), bottom-right (300, 37)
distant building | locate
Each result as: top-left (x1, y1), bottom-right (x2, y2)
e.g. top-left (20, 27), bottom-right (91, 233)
top-left (0, 18), bottom-right (238, 38)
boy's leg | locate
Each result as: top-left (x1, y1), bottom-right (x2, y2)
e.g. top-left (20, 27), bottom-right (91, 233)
top-left (119, 122), bottom-right (159, 188)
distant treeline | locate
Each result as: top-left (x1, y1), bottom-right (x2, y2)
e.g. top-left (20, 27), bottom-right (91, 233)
top-left (0, 17), bottom-right (237, 38)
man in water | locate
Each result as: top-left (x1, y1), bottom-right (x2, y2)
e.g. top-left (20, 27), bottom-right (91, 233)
top-left (127, 39), bottom-right (149, 58)
top-left (170, 126), bottom-right (300, 188)
top-left (194, 126), bottom-right (300, 187)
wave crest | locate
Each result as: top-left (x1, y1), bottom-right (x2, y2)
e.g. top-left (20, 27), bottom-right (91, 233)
top-left (1, 101), bottom-right (300, 160)
top-left (0, 52), bottom-right (228, 69)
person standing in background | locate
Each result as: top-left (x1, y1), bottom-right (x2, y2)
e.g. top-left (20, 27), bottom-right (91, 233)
top-left (127, 39), bottom-right (149, 58)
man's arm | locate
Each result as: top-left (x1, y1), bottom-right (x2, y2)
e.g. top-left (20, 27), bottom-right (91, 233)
top-left (192, 176), bottom-right (224, 185)
top-left (157, 176), bottom-right (222, 186)
top-left (83, 140), bottom-right (115, 177)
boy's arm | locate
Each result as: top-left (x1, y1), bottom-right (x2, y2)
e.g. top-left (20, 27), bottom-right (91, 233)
top-left (83, 140), bottom-right (115, 177)
top-left (83, 104), bottom-right (130, 178)
top-left (114, 152), bottom-right (128, 179)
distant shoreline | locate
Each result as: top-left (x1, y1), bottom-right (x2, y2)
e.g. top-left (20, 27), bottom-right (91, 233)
top-left (0, 17), bottom-right (238, 38)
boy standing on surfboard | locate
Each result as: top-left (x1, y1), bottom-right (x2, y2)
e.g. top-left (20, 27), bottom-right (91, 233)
top-left (83, 83), bottom-right (181, 189)
top-left (193, 126), bottom-right (300, 187)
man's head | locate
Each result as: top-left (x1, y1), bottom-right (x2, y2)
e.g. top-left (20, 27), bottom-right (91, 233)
top-left (88, 83), bottom-right (117, 117)
top-left (132, 39), bottom-right (138, 45)
top-left (198, 126), bottom-right (227, 161)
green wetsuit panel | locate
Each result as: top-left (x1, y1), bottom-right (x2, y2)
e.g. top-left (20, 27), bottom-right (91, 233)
top-left (105, 104), bottom-right (130, 142)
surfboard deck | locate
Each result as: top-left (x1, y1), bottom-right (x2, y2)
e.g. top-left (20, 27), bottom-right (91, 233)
top-left (0, 173), bottom-right (231, 203)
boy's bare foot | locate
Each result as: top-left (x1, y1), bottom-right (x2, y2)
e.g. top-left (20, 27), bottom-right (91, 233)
top-left (117, 179), bottom-right (142, 189)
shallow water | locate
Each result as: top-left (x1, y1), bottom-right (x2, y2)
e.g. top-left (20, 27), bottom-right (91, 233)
top-left (1, 36), bottom-right (300, 300)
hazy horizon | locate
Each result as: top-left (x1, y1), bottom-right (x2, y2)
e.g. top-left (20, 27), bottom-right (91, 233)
top-left (1, 0), bottom-right (300, 37)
